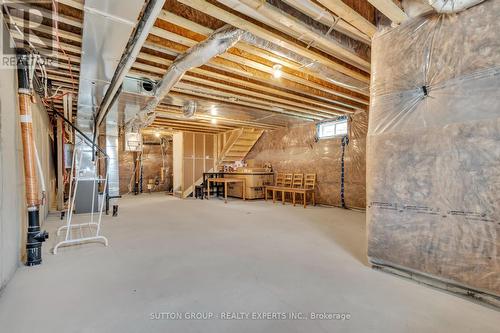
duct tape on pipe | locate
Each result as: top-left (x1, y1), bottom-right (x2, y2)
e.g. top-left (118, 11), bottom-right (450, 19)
top-left (20, 115), bottom-right (32, 123)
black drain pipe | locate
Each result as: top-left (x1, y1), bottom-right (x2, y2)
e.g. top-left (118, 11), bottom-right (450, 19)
top-left (17, 50), bottom-right (48, 266)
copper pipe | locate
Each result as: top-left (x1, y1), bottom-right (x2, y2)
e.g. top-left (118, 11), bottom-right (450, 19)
top-left (18, 91), bottom-right (40, 207)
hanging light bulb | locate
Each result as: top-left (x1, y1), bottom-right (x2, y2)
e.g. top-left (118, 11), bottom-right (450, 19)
top-left (211, 118), bottom-right (217, 124)
top-left (272, 64), bottom-right (282, 79)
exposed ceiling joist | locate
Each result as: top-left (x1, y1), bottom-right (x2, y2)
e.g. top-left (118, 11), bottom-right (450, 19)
top-left (280, 0), bottom-right (371, 43)
top-left (156, 11), bottom-right (369, 97)
top-left (156, 109), bottom-right (279, 129)
top-left (315, 0), bottom-right (377, 37)
top-left (367, 0), bottom-right (408, 24)
top-left (9, 0), bottom-right (376, 133)
top-left (57, 0), bottom-right (85, 10)
top-left (225, 0), bottom-right (370, 71)
top-left (141, 35), bottom-right (368, 106)
top-left (130, 62), bottom-right (353, 114)
top-left (176, 0), bottom-right (370, 82)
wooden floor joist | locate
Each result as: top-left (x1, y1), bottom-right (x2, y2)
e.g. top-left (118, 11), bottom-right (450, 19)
top-left (367, 0), bottom-right (408, 24)
top-left (158, 11), bottom-right (370, 97)
top-left (315, 0), bottom-right (377, 38)
top-left (176, 0), bottom-right (370, 82)
top-left (132, 55), bottom-right (357, 114)
top-left (139, 40), bottom-right (368, 107)
top-left (10, 0), bottom-right (377, 133)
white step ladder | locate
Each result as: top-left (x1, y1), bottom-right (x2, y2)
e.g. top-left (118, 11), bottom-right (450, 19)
top-left (54, 140), bottom-right (109, 254)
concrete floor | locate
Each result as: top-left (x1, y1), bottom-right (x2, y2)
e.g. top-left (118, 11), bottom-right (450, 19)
top-left (0, 193), bottom-right (498, 333)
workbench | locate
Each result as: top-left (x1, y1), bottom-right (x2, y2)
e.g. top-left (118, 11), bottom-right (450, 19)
top-left (207, 178), bottom-right (246, 203)
top-left (223, 172), bottom-right (274, 199)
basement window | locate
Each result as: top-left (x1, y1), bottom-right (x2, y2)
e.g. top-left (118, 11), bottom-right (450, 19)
top-left (317, 117), bottom-right (348, 139)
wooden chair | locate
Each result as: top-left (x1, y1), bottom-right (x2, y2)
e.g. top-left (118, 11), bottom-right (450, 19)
top-left (276, 173), bottom-right (284, 186)
top-left (277, 173), bottom-right (293, 203)
top-left (265, 172), bottom-right (283, 201)
top-left (292, 173), bottom-right (316, 208)
top-left (292, 173), bottom-right (303, 188)
top-left (283, 173), bottom-right (303, 204)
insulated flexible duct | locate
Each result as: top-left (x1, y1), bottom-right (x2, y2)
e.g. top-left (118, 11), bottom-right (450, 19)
top-left (428, 0), bottom-right (485, 13)
top-left (127, 25), bottom-right (247, 131)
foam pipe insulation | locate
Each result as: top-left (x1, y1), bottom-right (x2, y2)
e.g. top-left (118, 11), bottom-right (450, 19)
top-left (127, 25), bottom-right (247, 131)
top-left (428, 0), bottom-right (485, 13)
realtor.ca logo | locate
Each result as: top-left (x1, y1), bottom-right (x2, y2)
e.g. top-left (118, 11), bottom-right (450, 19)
top-left (1, 1), bottom-right (57, 69)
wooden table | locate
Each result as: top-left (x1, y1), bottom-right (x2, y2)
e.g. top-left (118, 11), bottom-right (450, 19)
top-left (207, 178), bottom-right (246, 203)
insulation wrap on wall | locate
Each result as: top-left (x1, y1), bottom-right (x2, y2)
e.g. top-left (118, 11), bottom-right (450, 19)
top-left (119, 135), bottom-right (173, 195)
top-left (246, 110), bottom-right (367, 209)
top-left (366, 1), bottom-right (500, 296)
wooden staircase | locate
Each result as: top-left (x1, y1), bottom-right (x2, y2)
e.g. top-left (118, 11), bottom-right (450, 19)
top-left (179, 128), bottom-right (264, 198)
top-left (218, 128), bottom-right (264, 165)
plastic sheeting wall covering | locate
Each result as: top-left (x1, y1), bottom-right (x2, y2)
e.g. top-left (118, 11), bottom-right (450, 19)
top-left (246, 111), bottom-right (367, 209)
top-left (366, 0), bottom-right (500, 296)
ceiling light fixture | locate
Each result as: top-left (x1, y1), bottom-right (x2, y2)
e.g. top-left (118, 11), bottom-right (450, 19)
top-left (211, 118), bottom-right (217, 124)
top-left (210, 107), bottom-right (218, 116)
top-left (154, 131), bottom-right (161, 138)
top-left (272, 64), bottom-right (283, 79)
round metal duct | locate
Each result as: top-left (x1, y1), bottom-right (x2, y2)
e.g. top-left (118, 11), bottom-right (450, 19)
top-left (183, 101), bottom-right (197, 118)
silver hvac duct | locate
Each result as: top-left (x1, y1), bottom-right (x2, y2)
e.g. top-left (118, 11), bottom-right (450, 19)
top-left (428, 0), bottom-right (486, 13)
top-left (77, 0), bottom-right (146, 199)
top-left (126, 25), bottom-right (247, 131)
top-left (95, 0), bottom-right (166, 127)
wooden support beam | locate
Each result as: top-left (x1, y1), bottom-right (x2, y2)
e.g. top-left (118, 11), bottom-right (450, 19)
top-left (132, 56), bottom-right (355, 113)
top-left (57, 0), bottom-right (84, 11)
top-left (7, 2), bottom-right (83, 28)
top-left (174, 82), bottom-right (336, 118)
top-left (152, 120), bottom-right (229, 133)
top-left (177, 0), bottom-right (370, 81)
top-left (156, 11), bottom-right (369, 96)
top-left (237, 0), bottom-right (370, 71)
top-left (132, 54), bottom-right (353, 114)
top-left (279, 0), bottom-right (371, 43)
top-left (366, 0), bottom-right (408, 24)
top-left (8, 16), bottom-right (82, 43)
top-left (156, 109), bottom-right (279, 130)
top-left (315, 0), bottom-right (377, 37)
top-left (169, 87), bottom-right (324, 120)
top-left (142, 36), bottom-right (368, 106)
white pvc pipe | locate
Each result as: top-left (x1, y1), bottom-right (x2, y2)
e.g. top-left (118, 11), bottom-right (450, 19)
top-left (33, 144), bottom-right (46, 202)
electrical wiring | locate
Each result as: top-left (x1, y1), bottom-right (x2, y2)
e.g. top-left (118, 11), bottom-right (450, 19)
top-left (39, 0), bottom-right (78, 105)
